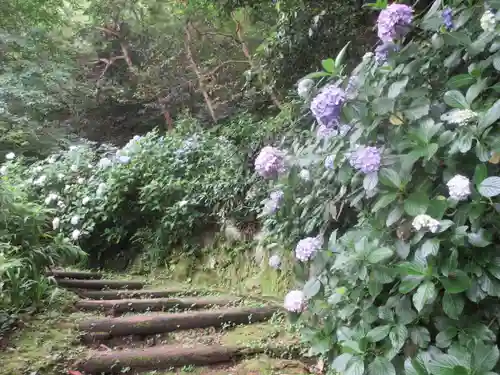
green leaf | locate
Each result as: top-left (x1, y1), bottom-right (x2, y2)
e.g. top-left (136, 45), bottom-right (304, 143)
top-left (321, 58), bottom-right (335, 73)
top-left (303, 71), bottom-right (331, 79)
top-left (342, 340), bottom-right (363, 354)
top-left (474, 164), bottom-right (488, 186)
top-left (303, 278), bottom-right (321, 298)
top-left (494, 55), bottom-right (500, 71)
top-left (427, 355), bottom-right (463, 375)
top-left (395, 240), bottom-right (410, 259)
top-left (335, 42), bottom-right (350, 69)
top-left (447, 74), bottom-right (475, 89)
top-left (345, 356), bottom-right (365, 375)
top-left (373, 97), bottom-right (395, 115)
top-left (364, 172), bottom-right (379, 191)
top-left (443, 90), bottom-right (469, 109)
top-left (410, 326), bottom-right (430, 348)
top-left (399, 276), bottom-right (424, 294)
top-left (388, 77), bottom-right (409, 99)
top-left (369, 357), bottom-right (396, 375)
top-left (387, 325), bottom-right (408, 360)
top-left (466, 78), bottom-right (488, 104)
top-left (442, 292), bottom-right (464, 320)
top-left (404, 97), bottom-right (430, 120)
top-left (423, 0), bottom-right (441, 20)
top-left (421, 238), bottom-right (440, 258)
top-left (373, 193), bottom-right (397, 212)
top-left (478, 176), bottom-right (500, 197)
top-left (367, 247), bottom-right (394, 264)
top-left (366, 325), bottom-right (392, 342)
top-left (404, 191), bottom-right (429, 216)
top-left (379, 168), bottom-right (401, 189)
top-left (479, 99), bottom-right (500, 130)
top-left (438, 131), bottom-right (456, 146)
top-left (436, 328), bottom-right (457, 348)
top-left (331, 353), bottom-right (353, 373)
top-left (386, 206), bottom-right (404, 227)
top-left (404, 357), bottom-right (429, 375)
top-left (472, 342), bottom-right (500, 373)
top-left (413, 281), bottom-right (436, 312)
top-left (440, 270), bottom-right (471, 293)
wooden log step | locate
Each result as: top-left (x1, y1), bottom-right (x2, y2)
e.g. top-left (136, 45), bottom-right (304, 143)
top-left (56, 279), bottom-right (145, 290)
top-left (46, 270), bottom-right (103, 279)
top-left (75, 288), bottom-right (187, 300)
top-left (77, 306), bottom-right (278, 336)
top-left (75, 296), bottom-right (241, 314)
top-left (75, 344), bottom-right (263, 373)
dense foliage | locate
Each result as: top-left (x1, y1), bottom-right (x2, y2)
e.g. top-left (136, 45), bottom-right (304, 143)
top-left (258, 0), bottom-right (500, 374)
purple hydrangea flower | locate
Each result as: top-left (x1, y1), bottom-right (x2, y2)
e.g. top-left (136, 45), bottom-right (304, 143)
top-left (349, 146), bottom-right (382, 174)
top-left (377, 4), bottom-right (413, 42)
top-left (284, 290), bottom-right (306, 312)
top-left (310, 85), bottom-right (346, 127)
top-left (442, 7), bottom-right (454, 30)
top-left (264, 190), bottom-right (284, 214)
top-left (317, 124), bottom-right (337, 139)
top-left (255, 146), bottom-right (286, 178)
top-left (325, 155), bottom-right (335, 169)
top-left (375, 42), bottom-right (397, 65)
top-left (269, 254), bottom-right (281, 269)
top-left (295, 236), bottom-right (322, 261)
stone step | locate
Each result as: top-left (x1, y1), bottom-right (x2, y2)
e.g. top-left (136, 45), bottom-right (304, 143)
top-left (77, 306), bottom-right (278, 337)
top-left (75, 296), bottom-right (241, 314)
top-left (56, 279), bottom-right (145, 290)
top-left (46, 270), bottom-right (103, 279)
top-left (74, 288), bottom-right (187, 299)
top-left (75, 344), bottom-right (264, 373)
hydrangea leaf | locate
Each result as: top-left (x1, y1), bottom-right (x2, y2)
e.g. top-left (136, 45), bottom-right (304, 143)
top-left (443, 90), bottom-right (469, 109)
top-left (440, 270), bottom-right (471, 294)
top-left (368, 357), bottom-right (396, 375)
top-left (478, 176), bottom-right (500, 197)
top-left (412, 281), bottom-right (437, 312)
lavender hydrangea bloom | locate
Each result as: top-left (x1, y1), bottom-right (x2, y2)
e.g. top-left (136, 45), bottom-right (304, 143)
top-left (295, 236), bottom-right (322, 261)
top-left (310, 85), bottom-right (346, 127)
top-left (442, 7), bottom-right (454, 30)
top-left (317, 124), bottom-right (337, 139)
top-left (268, 255), bottom-right (281, 269)
top-left (263, 190), bottom-right (284, 214)
top-left (377, 4), bottom-right (413, 42)
top-left (284, 290), bottom-right (306, 312)
top-left (375, 42), bottom-right (397, 65)
top-left (255, 146), bottom-right (286, 178)
top-left (324, 155), bottom-right (335, 169)
top-left (349, 146), bottom-right (381, 174)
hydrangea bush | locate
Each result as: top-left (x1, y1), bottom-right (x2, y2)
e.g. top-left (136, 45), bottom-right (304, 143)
top-left (259, 0), bottom-right (500, 373)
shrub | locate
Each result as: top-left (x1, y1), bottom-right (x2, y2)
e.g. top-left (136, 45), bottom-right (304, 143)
top-left (259, 1), bottom-right (500, 373)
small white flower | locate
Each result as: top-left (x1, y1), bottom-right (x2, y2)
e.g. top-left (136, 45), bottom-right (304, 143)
top-left (269, 255), bottom-right (281, 269)
top-left (82, 196), bottom-right (90, 205)
top-left (52, 217), bottom-right (60, 230)
top-left (70, 215), bottom-right (80, 225)
top-left (284, 290), bottom-right (306, 312)
top-left (481, 9), bottom-right (496, 32)
top-left (57, 173), bottom-right (65, 180)
top-left (71, 229), bottom-right (81, 241)
top-left (34, 175), bottom-right (47, 186)
top-left (412, 214), bottom-right (440, 233)
top-left (69, 145), bottom-right (78, 151)
top-left (48, 155), bottom-right (57, 163)
top-left (440, 109), bottom-right (477, 125)
top-left (96, 183), bottom-right (107, 197)
top-left (297, 78), bottom-right (315, 99)
top-left (0, 166), bottom-right (7, 175)
top-left (6, 152), bottom-right (15, 160)
top-left (447, 174), bottom-right (471, 201)
top-left (70, 165), bottom-right (78, 172)
top-left (77, 177), bottom-right (85, 184)
top-left (64, 184), bottom-right (71, 192)
top-left (35, 166), bottom-right (43, 172)
top-left (57, 200), bottom-right (66, 209)
top-left (87, 163), bottom-right (93, 169)
top-left (299, 169), bottom-right (311, 181)
top-left (44, 193), bottom-right (58, 205)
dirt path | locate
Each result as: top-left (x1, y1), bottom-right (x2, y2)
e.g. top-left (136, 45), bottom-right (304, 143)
top-left (1, 270), bottom-right (309, 375)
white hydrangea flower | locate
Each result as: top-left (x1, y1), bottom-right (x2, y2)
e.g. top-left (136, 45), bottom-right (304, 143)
top-left (98, 157), bottom-right (112, 168)
top-left (64, 184), bottom-right (71, 192)
top-left (70, 165), bottom-right (78, 172)
top-left (297, 78), bottom-right (315, 98)
top-left (0, 166), bottom-right (7, 175)
top-left (82, 197), bottom-right (90, 205)
top-left (34, 175), bottom-right (47, 186)
top-left (70, 215), bottom-right (80, 225)
top-left (268, 255), bottom-right (281, 269)
top-left (71, 229), bottom-right (81, 241)
top-left (284, 290), bottom-right (306, 312)
top-left (299, 169), bottom-right (311, 181)
top-left (77, 177), bottom-right (85, 184)
top-left (57, 200), bottom-right (66, 209)
top-left (481, 9), bottom-right (496, 32)
top-left (96, 183), bottom-right (107, 197)
top-left (6, 152), bottom-right (15, 160)
top-left (52, 217), bottom-right (60, 230)
top-left (412, 214), bottom-right (440, 233)
top-left (48, 155), bottom-right (57, 164)
top-left (447, 174), bottom-right (471, 201)
top-left (35, 166), bottom-right (43, 172)
top-left (44, 193), bottom-right (58, 205)
top-left (440, 109), bottom-right (477, 125)
top-left (69, 145), bottom-right (78, 151)
top-left (57, 173), bottom-right (65, 180)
